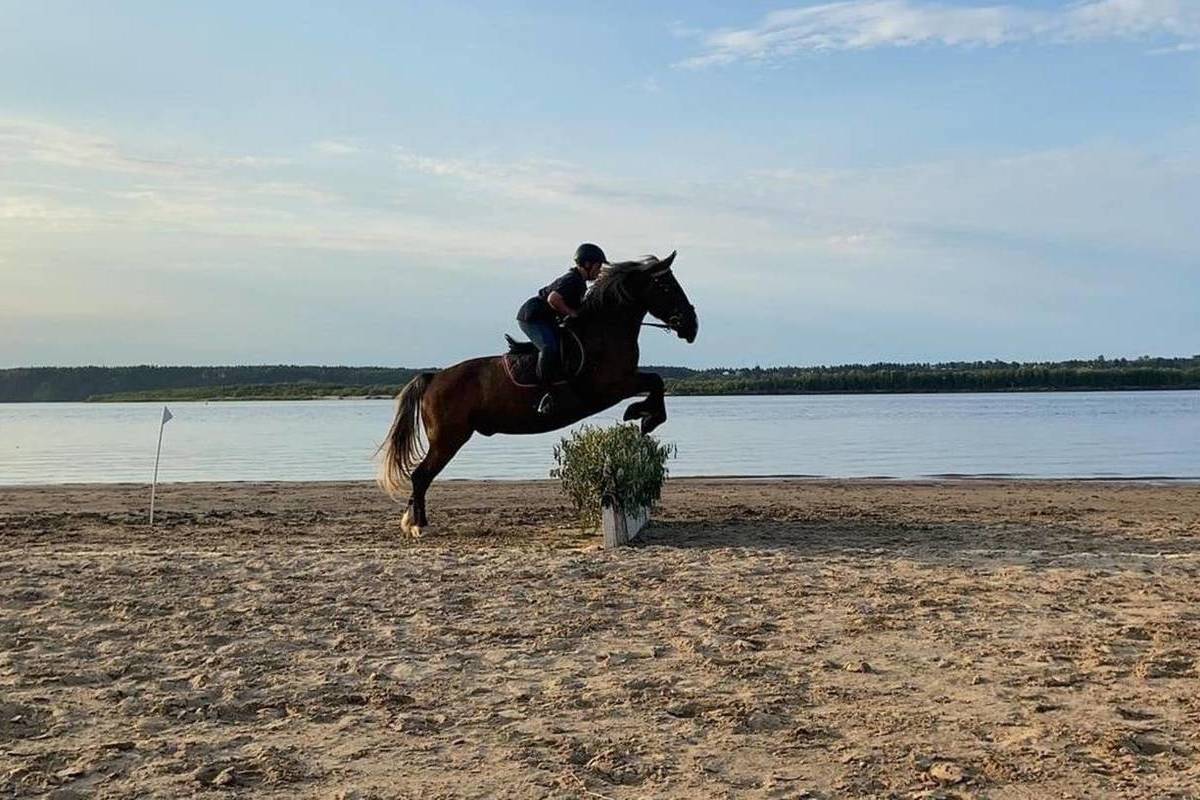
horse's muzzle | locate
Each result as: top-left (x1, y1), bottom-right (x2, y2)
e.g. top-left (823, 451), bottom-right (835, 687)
top-left (670, 307), bottom-right (698, 344)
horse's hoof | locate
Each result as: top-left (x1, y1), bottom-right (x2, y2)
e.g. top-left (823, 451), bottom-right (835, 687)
top-left (400, 507), bottom-right (416, 536)
top-left (640, 415), bottom-right (663, 435)
top-left (409, 525), bottom-right (423, 539)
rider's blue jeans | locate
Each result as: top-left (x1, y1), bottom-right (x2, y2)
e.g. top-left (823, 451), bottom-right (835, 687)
top-left (518, 319), bottom-right (559, 354)
top-left (518, 319), bottom-right (561, 384)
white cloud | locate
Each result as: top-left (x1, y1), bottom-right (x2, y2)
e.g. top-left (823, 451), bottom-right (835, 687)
top-left (394, 148), bottom-right (584, 203)
top-left (3, 116), bottom-right (1197, 365)
top-left (1150, 40), bottom-right (1199, 52)
top-left (244, 182), bottom-right (339, 203)
top-left (0, 119), bottom-right (186, 174)
top-left (0, 123), bottom-right (578, 262)
top-left (741, 141), bottom-right (1200, 262)
top-left (1062, 0), bottom-right (1198, 41)
top-left (4, 115), bottom-right (1197, 306)
top-left (313, 139), bottom-right (362, 156)
top-left (0, 119), bottom-right (292, 175)
top-left (677, 0), bottom-right (1200, 66)
top-left (216, 155), bottom-right (293, 169)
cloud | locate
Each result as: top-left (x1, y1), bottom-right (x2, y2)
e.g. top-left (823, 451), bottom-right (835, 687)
top-left (676, 0), bottom-right (1200, 66)
top-left (0, 196), bottom-right (98, 226)
top-left (0, 121), bottom-right (579, 262)
top-left (313, 139), bottom-right (362, 156)
top-left (1150, 40), bottom-right (1199, 53)
top-left (4, 116), bottom-right (1197, 366)
top-left (4, 115), bottom-right (1197, 292)
top-left (0, 119), bottom-right (187, 175)
top-left (1062, 0), bottom-right (1199, 41)
top-left (216, 155), bottom-right (293, 169)
top-left (741, 141), bottom-right (1200, 267)
top-left (393, 148), bottom-right (585, 203)
top-left (0, 119), bottom-right (292, 175)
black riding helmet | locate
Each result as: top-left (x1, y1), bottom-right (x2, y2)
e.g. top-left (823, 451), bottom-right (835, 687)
top-left (574, 242), bottom-right (607, 265)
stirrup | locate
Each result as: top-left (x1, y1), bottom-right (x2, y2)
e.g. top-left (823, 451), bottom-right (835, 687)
top-left (536, 393), bottom-right (555, 415)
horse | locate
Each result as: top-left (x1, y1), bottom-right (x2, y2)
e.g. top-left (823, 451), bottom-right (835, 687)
top-left (377, 251), bottom-right (699, 537)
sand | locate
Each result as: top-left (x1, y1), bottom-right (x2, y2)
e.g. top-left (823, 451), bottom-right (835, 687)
top-left (2, 478), bottom-right (1199, 799)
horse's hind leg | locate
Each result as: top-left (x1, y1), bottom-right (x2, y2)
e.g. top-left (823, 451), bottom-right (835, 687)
top-left (402, 422), bottom-right (472, 538)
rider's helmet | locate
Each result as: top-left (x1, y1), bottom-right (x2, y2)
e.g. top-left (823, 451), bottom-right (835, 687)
top-left (574, 243), bottom-right (607, 266)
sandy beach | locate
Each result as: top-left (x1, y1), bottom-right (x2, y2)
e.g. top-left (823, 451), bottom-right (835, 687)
top-left (2, 478), bottom-right (1199, 799)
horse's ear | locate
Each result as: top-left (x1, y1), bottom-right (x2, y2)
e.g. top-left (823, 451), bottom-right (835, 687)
top-left (660, 250), bottom-right (677, 269)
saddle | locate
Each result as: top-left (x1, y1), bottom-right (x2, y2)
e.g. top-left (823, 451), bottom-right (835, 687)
top-left (501, 329), bottom-right (585, 388)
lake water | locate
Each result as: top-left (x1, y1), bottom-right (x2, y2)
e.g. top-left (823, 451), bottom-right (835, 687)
top-left (1, 392), bottom-right (1197, 485)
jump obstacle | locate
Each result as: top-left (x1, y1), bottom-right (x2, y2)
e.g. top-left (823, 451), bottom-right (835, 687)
top-left (601, 495), bottom-right (650, 548)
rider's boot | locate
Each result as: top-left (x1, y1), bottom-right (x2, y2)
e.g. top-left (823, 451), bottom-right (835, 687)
top-left (539, 381), bottom-right (584, 416)
top-left (551, 382), bottom-right (583, 415)
top-left (536, 349), bottom-right (561, 416)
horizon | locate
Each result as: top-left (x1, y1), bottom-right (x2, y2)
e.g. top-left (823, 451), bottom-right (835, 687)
top-left (4, 351), bottom-right (1199, 373)
top-left (3, 1), bottom-right (1198, 369)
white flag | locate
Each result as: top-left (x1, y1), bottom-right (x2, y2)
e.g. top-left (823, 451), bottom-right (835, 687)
top-left (162, 406), bottom-right (173, 425)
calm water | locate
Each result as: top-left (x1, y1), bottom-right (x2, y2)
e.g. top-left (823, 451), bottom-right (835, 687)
top-left (1, 392), bottom-right (1197, 485)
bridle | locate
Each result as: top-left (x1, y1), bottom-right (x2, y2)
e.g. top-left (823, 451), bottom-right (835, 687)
top-left (641, 267), bottom-right (694, 332)
top-left (642, 307), bottom-right (695, 330)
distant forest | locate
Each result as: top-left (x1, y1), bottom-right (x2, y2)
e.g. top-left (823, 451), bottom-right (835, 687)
top-left (2, 356), bottom-right (1198, 402)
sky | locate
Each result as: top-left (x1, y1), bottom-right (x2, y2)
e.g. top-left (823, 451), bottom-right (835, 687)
top-left (1, 0), bottom-right (1197, 369)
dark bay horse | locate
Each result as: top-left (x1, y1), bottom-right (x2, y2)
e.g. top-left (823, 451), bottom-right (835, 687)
top-left (378, 251), bottom-right (698, 536)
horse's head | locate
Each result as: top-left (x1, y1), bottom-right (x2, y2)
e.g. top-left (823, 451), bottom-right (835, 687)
top-left (610, 251), bottom-right (698, 343)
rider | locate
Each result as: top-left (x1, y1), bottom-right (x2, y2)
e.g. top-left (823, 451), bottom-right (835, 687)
top-left (516, 243), bottom-right (607, 415)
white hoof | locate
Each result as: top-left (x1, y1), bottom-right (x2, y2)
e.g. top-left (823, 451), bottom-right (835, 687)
top-left (400, 507), bottom-right (426, 539)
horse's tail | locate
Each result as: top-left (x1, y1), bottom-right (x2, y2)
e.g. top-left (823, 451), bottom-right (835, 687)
top-left (376, 371), bottom-right (435, 497)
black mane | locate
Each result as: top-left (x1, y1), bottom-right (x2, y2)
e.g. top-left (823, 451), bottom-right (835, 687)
top-left (578, 256), bottom-right (663, 316)
top-left (506, 255), bottom-right (671, 349)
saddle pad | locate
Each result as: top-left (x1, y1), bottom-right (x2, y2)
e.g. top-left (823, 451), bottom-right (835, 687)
top-left (502, 352), bottom-right (565, 388)
top-left (501, 330), bottom-right (585, 388)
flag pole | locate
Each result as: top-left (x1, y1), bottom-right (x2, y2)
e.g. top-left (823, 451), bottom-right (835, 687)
top-left (150, 406), bottom-right (172, 525)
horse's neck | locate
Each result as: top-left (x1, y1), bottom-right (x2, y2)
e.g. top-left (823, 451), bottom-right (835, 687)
top-left (575, 306), bottom-right (646, 365)
top-left (580, 303), bottom-right (644, 335)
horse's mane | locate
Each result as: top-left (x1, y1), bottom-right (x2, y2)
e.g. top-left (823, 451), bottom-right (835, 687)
top-left (578, 256), bottom-right (664, 315)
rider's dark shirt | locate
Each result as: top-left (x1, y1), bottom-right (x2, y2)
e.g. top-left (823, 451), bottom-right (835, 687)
top-left (517, 268), bottom-right (587, 322)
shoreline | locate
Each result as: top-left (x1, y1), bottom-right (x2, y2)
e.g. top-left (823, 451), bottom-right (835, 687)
top-left (2, 385), bottom-right (1199, 404)
top-left (5, 473), bottom-right (1200, 491)
top-left (67, 383), bottom-right (1200, 402)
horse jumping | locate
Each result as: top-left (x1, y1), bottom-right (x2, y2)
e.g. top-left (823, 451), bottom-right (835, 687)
top-left (378, 251), bottom-right (698, 537)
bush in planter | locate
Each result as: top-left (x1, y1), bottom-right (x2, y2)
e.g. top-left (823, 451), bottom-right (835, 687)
top-left (551, 423), bottom-right (676, 528)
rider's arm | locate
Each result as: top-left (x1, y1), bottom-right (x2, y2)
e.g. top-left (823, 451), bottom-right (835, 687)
top-left (546, 291), bottom-right (578, 318)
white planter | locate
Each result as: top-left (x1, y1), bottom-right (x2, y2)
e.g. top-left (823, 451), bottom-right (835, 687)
top-left (601, 499), bottom-right (650, 548)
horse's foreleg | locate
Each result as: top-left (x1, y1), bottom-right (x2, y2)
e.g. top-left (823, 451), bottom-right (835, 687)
top-left (404, 423), bottom-right (472, 538)
top-left (622, 371), bottom-right (667, 434)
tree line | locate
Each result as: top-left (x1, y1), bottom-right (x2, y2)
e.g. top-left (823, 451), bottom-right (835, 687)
top-left (1, 357), bottom-right (1197, 402)
top-left (0, 365), bottom-right (425, 402)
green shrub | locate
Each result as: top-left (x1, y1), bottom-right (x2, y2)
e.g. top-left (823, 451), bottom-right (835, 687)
top-left (551, 424), bottom-right (676, 528)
